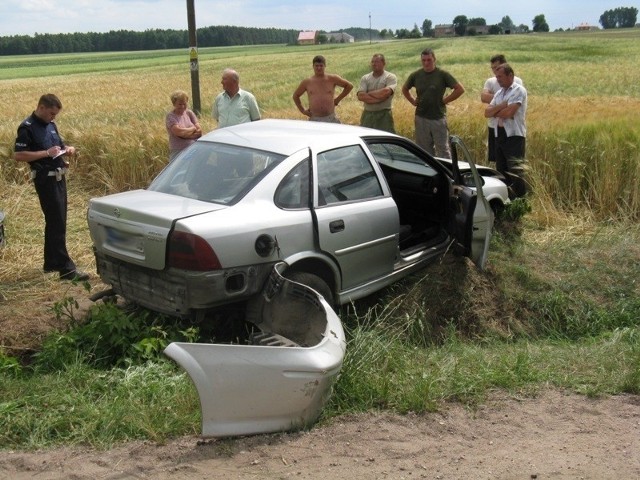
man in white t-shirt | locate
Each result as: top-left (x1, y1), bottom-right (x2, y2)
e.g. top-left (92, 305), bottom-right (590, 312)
top-left (357, 53), bottom-right (397, 133)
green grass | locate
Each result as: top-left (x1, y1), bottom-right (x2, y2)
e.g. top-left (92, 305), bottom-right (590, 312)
top-left (0, 361), bottom-right (199, 449)
top-left (1, 217), bottom-right (639, 449)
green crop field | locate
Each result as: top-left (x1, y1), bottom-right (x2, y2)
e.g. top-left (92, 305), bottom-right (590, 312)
top-left (2, 29), bottom-right (639, 220)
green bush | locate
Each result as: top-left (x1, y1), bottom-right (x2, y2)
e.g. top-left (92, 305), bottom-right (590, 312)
top-left (33, 303), bottom-right (198, 371)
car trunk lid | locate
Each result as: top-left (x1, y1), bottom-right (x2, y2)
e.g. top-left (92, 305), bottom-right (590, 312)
top-left (87, 190), bottom-right (224, 270)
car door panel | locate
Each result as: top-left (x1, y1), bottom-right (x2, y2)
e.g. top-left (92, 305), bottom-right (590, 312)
top-left (312, 144), bottom-right (399, 290)
top-left (448, 137), bottom-right (493, 269)
top-left (314, 199), bottom-right (399, 290)
top-left (366, 136), bottom-right (493, 270)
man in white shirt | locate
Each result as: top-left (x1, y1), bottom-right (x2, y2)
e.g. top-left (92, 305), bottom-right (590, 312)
top-left (481, 54), bottom-right (523, 164)
top-left (484, 63), bottom-right (528, 197)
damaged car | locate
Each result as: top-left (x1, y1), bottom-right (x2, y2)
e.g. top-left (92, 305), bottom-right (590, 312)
top-left (87, 119), bottom-right (495, 320)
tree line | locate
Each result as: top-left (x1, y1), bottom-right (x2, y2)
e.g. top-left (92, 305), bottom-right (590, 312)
top-left (0, 25), bottom-right (299, 56)
top-left (1, 6), bottom-right (637, 56)
top-left (599, 7), bottom-right (638, 28)
top-left (398, 7), bottom-right (637, 39)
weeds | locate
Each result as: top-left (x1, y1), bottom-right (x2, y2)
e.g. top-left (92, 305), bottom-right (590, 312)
top-left (0, 361), bottom-right (199, 449)
top-left (33, 303), bottom-right (199, 371)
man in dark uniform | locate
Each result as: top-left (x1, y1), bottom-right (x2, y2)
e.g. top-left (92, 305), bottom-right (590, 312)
top-left (14, 93), bottom-right (89, 281)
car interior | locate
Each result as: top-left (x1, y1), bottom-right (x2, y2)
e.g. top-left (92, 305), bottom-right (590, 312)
top-left (367, 142), bottom-right (450, 253)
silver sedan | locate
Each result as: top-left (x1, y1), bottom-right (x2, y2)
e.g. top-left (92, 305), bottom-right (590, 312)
top-left (87, 120), bottom-right (495, 319)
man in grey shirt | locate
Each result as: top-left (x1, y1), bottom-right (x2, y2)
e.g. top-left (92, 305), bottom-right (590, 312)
top-left (357, 53), bottom-right (397, 133)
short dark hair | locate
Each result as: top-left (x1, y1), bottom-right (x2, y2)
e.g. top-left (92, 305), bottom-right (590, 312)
top-left (312, 55), bottom-right (326, 65)
top-left (421, 48), bottom-right (435, 59)
top-left (495, 63), bottom-right (515, 76)
top-left (490, 54), bottom-right (507, 64)
top-left (38, 93), bottom-right (62, 109)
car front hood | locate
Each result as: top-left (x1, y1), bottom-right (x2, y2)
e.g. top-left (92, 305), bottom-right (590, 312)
top-left (88, 190), bottom-right (224, 270)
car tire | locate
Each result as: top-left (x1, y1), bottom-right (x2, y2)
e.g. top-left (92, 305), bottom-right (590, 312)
top-left (490, 200), bottom-right (504, 217)
top-left (285, 271), bottom-right (334, 307)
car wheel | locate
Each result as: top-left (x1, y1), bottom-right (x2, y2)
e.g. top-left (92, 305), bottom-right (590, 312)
top-left (490, 199), bottom-right (504, 217)
top-left (285, 271), bottom-right (335, 307)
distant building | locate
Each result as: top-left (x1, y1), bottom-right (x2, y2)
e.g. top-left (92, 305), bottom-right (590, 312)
top-left (297, 31), bottom-right (317, 45)
top-left (434, 24), bottom-right (455, 37)
top-left (325, 32), bottom-right (355, 43)
top-left (575, 23), bottom-right (599, 31)
top-left (468, 25), bottom-right (490, 35)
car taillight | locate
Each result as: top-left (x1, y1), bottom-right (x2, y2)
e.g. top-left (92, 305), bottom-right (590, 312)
top-left (167, 231), bottom-right (222, 271)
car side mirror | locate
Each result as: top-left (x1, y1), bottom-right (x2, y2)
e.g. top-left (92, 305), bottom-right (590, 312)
top-left (461, 172), bottom-right (485, 188)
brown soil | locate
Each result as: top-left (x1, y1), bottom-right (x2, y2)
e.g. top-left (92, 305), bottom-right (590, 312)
top-left (1, 390), bottom-right (639, 479)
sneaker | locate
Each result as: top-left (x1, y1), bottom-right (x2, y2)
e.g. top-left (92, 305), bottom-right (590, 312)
top-left (59, 269), bottom-right (90, 281)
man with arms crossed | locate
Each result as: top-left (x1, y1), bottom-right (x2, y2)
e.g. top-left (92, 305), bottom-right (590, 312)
top-left (484, 63), bottom-right (528, 197)
top-left (357, 53), bottom-right (397, 133)
top-left (402, 48), bottom-right (464, 158)
top-left (481, 54), bottom-right (523, 164)
top-left (293, 55), bottom-right (353, 123)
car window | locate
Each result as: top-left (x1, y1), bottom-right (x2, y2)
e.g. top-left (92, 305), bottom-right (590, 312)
top-left (275, 159), bottom-right (309, 209)
top-left (367, 142), bottom-right (438, 176)
top-left (149, 142), bottom-right (286, 205)
top-left (316, 145), bottom-right (383, 206)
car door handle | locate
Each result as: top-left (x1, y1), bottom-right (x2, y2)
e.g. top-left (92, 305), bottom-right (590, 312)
top-left (329, 220), bottom-right (345, 233)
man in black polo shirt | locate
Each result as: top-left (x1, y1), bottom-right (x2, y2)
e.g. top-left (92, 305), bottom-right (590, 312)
top-left (14, 93), bottom-right (89, 281)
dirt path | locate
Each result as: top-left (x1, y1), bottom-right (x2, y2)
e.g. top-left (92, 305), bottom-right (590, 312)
top-left (2, 390), bottom-right (639, 479)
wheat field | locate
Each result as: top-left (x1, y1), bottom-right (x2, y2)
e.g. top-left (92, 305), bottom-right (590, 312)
top-left (1, 30), bottom-right (639, 303)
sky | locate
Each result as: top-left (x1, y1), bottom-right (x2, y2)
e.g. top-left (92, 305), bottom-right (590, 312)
top-left (0, 0), bottom-right (636, 37)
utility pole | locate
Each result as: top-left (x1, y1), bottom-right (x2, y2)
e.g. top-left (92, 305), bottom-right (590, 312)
top-left (186, 0), bottom-right (201, 115)
top-left (369, 12), bottom-right (372, 44)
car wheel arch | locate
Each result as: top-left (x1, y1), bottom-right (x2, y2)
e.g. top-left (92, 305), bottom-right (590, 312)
top-left (245, 259), bottom-right (337, 327)
top-left (285, 258), bottom-right (337, 304)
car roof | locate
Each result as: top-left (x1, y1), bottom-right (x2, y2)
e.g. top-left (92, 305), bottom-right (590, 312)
top-left (199, 119), bottom-right (399, 156)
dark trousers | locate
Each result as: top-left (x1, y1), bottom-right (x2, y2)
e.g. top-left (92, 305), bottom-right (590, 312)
top-left (495, 127), bottom-right (527, 197)
top-left (487, 127), bottom-right (496, 163)
top-left (34, 174), bottom-right (75, 273)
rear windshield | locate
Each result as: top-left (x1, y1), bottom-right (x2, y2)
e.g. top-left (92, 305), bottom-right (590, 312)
top-left (149, 142), bottom-right (286, 205)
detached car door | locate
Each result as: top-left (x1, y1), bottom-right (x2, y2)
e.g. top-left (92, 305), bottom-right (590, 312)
top-left (312, 142), bottom-right (399, 291)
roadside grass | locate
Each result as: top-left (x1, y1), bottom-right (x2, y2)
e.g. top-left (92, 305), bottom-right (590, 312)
top-left (1, 31), bottom-right (640, 449)
top-left (0, 361), bottom-right (199, 449)
top-left (1, 217), bottom-right (638, 449)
